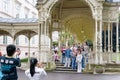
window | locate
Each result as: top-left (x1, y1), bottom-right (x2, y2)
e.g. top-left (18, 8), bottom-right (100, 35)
top-left (25, 0), bottom-right (29, 2)
top-left (33, 52), bottom-right (35, 55)
top-left (3, 0), bottom-right (10, 12)
top-left (32, 0), bottom-right (37, 6)
top-left (24, 7), bottom-right (29, 18)
top-left (15, 2), bottom-right (21, 18)
top-left (25, 14), bottom-right (28, 18)
top-left (25, 0), bottom-right (37, 6)
top-left (32, 37), bottom-right (35, 44)
top-left (25, 52), bottom-right (28, 56)
top-left (16, 14), bottom-right (19, 18)
top-left (25, 37), bottom-right (28, 43)
top-left (31, 12), bottom-right (36, 18)
top-left (16, 37), bottom-right (19, 45)
top-left (3, 36), bottom-right (7, 44)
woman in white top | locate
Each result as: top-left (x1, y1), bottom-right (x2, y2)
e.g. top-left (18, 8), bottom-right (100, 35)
top-left (25, 58), bottom-right (47, 80)
top-left (76, 48), bottom-right (83, 73)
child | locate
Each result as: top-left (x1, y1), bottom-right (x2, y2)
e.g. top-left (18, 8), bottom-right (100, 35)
top-left (0, 44), bottom-right (21, 80)
top-left (54, 52), bottom-right (59, 62)
top-left (76, 48), bottom-right (82, 73)
top-left (25, 58), bottom-right (47, 80)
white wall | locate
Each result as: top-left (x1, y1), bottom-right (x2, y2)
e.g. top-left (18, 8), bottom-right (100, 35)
top-left (0, 0), bottom-right (38, 18)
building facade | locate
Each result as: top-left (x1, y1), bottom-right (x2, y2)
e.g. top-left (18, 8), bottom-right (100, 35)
top-left (0, 0), bottom-right (38, 59)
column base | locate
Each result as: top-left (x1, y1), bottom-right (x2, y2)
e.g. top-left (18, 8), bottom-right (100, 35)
top-left (44, 61), bottom-right (56, 71)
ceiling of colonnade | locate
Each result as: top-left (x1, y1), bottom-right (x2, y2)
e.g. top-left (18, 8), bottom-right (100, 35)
top-left (52, 0), bottom-right (95, 42)
top-left (0, 29), bottom-right (10, 36)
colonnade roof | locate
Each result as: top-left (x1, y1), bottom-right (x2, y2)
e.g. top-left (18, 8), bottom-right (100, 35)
top-left (0, 18), bottom-right (39, 39)
top-left (0, 18), bottom-right (38, 24)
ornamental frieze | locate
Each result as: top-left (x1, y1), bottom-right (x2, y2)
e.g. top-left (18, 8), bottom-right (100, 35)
top-left (103, 7), bottom-right (119, 22)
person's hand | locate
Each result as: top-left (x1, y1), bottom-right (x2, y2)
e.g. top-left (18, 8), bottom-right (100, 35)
top-left (38, 62), bottom-right (44, 68)
top-left (16, 50), bottom-right (21, 55)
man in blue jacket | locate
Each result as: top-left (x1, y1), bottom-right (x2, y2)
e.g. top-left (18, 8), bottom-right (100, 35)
top-left (64, 46), bottom-right (72, 68)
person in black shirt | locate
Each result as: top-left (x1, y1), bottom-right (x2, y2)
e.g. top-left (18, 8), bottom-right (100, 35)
top-left (0, 44), bottom-right (21, 80)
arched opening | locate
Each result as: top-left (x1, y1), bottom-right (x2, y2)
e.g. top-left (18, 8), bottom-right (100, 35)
top-left (15, 30), bottom-right (38, 63)
top-left (15, 30), bottom-right (37, 39)
top-left (0, 29), bottom-right (13, 45)
top-left (51, 0), bottom-right (95, 46)
top-left (48, 0), bottom-right (96, 71)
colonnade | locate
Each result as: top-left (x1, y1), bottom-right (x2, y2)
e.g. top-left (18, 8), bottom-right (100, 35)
top-left (95, 20), bottom-right (119, 64)
top-left (37, 0), bottom-right (120, 65)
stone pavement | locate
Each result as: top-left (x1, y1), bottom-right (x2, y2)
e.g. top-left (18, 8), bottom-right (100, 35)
top-left (18, 69), bottom-right (120, 80)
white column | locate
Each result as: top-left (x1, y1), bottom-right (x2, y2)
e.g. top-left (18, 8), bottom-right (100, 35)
top-left (110, 23), bottom-right (113, 62)
top-left (12, 37), bottom-right (15, 44)
top-left (99, 20), bottom-right (103, 64)
top-left (104, 25), bottom-right (106, 52)
top-left (50, 22), bottom-right (53, 48)
top-left (95, 19), bottom-right (98, 64)
top-left (44, 21), bottom-right (46, 45)
top-left (45, 21), bottom-right (47, 63)
top-left (38, 23), bottom-right (41, 61)
top-left (116, 22), bottom-right (119, 63)
top-left (58, 21), bottom-right (61, 49)
top-left (40, 21), bottom-right (44, 62)
top-left (108, 22), bottom-right (111, 63)
top-left (108, 22), bottom-right (110, 52)
top-left (28, 37), bottom-right (30, 65)
top-left (111, 23), bottom-right (113, 52)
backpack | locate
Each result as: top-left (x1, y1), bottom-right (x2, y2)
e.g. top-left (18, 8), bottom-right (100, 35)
top-left (1, 64), bottom-right (13, 74)
top-left (0, 63), bottom-right (3, 79)
top-left (0, 57), bottom-right (14, 74)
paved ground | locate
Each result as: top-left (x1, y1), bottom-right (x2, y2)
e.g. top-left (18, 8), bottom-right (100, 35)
top-left (18, 69), bottom-right (120, 80)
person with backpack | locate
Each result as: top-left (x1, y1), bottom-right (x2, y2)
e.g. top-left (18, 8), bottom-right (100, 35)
top-left (0, 44), bottom-right (21, 80)
top-left (25, 58), bottom-right (47, 80)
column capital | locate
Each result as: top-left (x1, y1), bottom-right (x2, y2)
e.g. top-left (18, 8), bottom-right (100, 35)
top-left (93, 4), bottom-right (103, 20)
top-left (38, 8), bottom-right (49, 22)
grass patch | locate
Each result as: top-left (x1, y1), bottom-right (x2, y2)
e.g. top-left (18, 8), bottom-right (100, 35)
top-left (20, 58), bottom-right (28, 63)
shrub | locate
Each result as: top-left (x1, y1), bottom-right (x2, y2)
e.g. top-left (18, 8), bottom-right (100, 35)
top-left (20, 58), bottom-right (28, 63)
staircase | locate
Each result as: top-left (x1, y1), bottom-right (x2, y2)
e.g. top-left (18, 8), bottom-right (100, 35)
top-left (105, 63), bottom-right (120, 73)
top-left (53, 62), bottom-right (77, 73)
top-left (53, 62), bottom-right (120, 74)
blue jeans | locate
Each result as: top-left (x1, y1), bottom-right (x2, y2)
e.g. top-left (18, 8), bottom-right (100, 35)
top-left (85, 54), bottom-right (88, 63)
top-left (82, 56), bottom-right (85, 68)
top-left (62, 55), bottom-right (65, 64)
top-left (71, 56), bottom-right (76, 69)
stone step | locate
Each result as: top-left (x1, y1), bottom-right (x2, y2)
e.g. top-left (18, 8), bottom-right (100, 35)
top-left (55, 62), bottom-right (64, 66)
top-left (54, 62), bottom-right (78, 73)
top-left (105, 68), bottom-right (120, 72)
top-left (56, 66), bottom-right (66, 68)
top-left (105, 64), bottom-right (120, 68)
top-left (56, 64), bottom-right (64, 66)
top-left (52, 70), bottom-right (78, 73)
top-left (52, 70), bottom-right (93, 74)
top-left (55, 68), bottom-right (77, 71)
